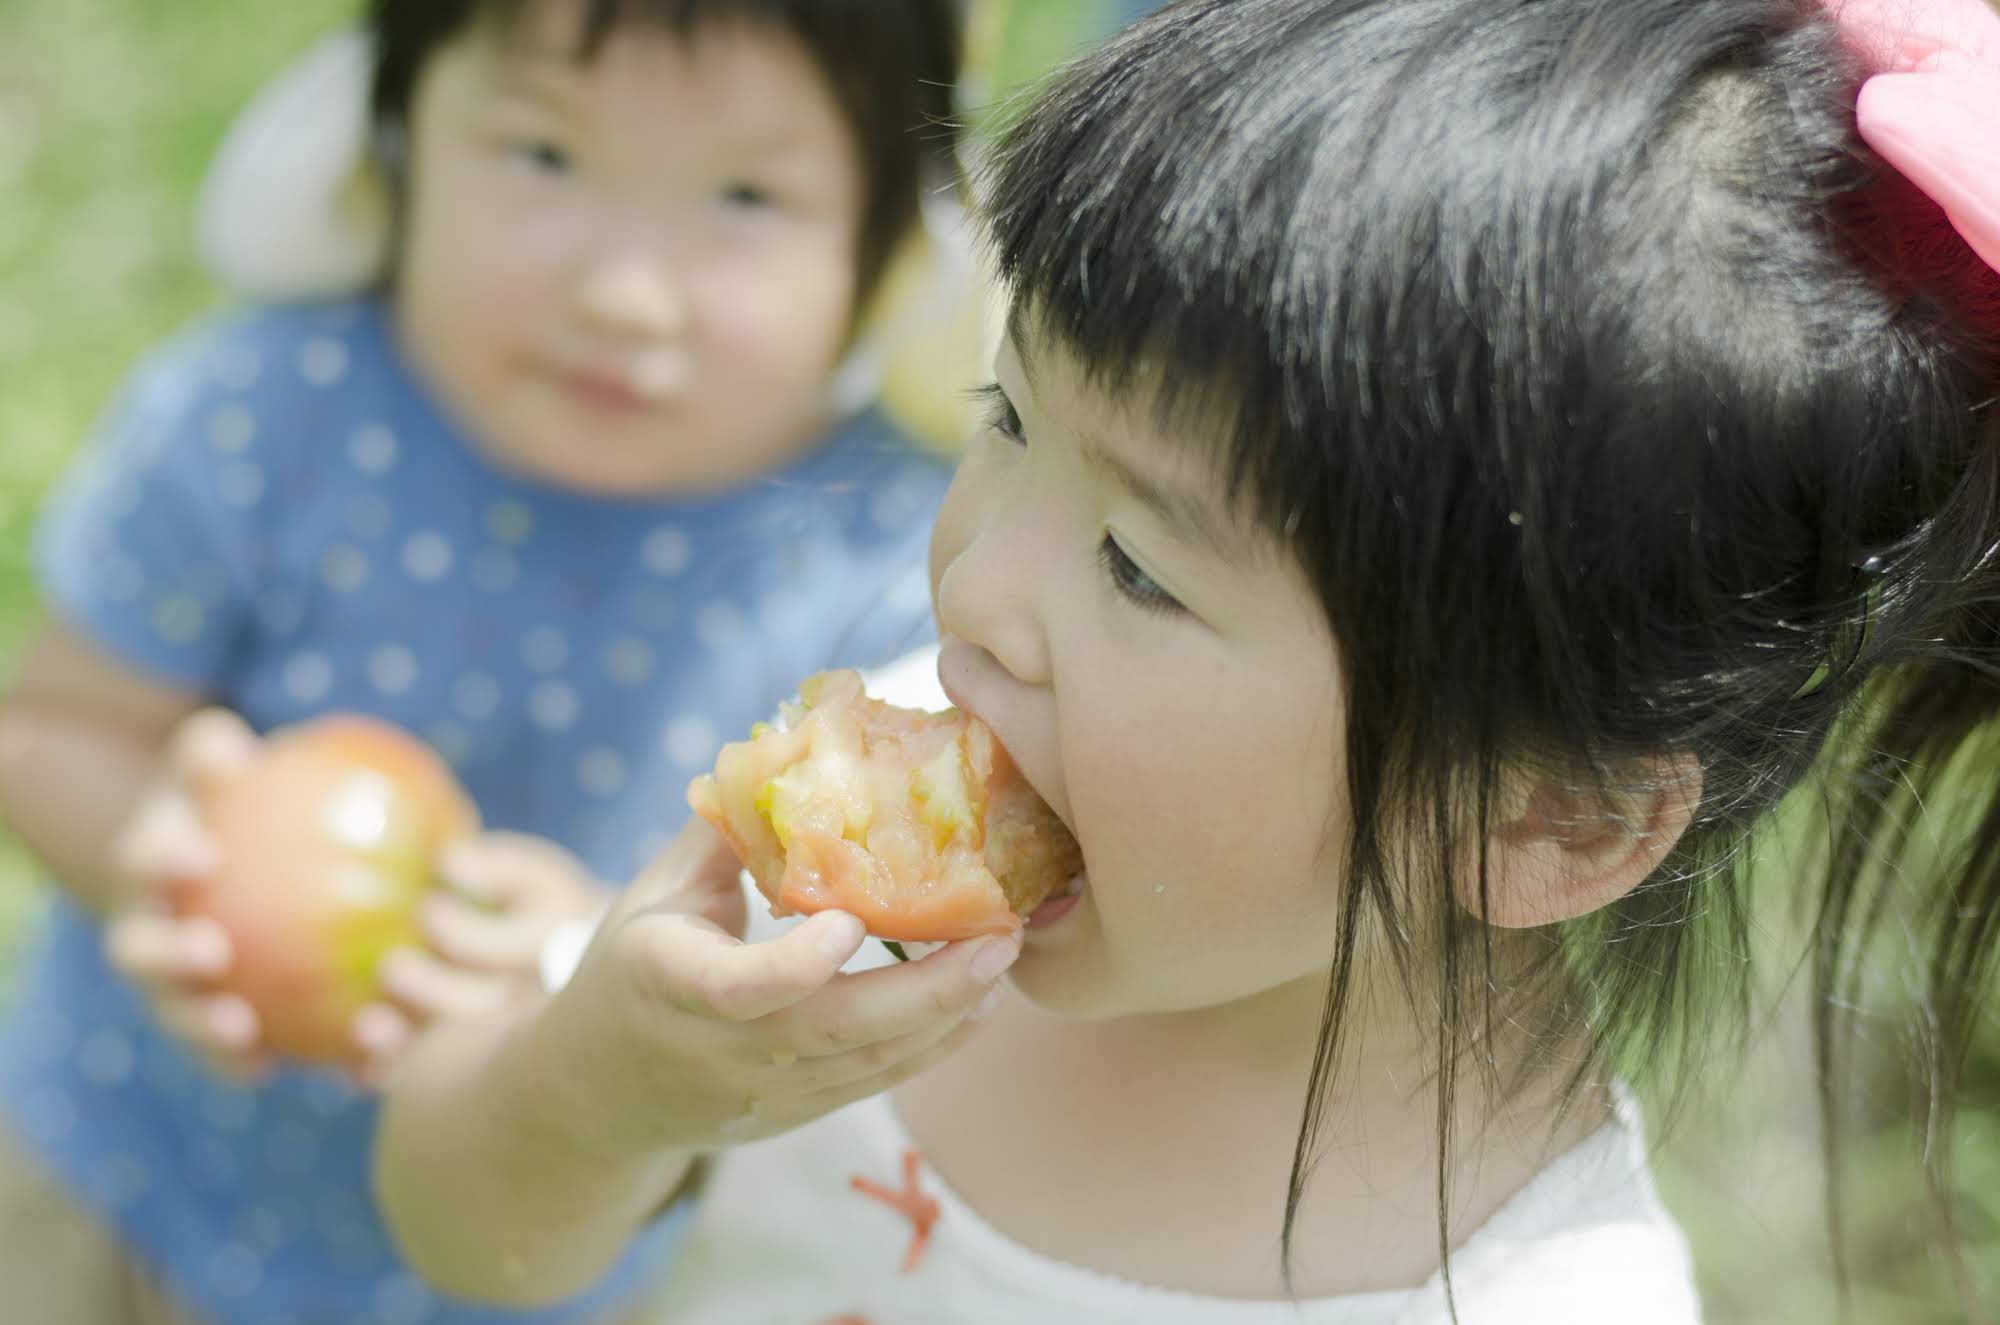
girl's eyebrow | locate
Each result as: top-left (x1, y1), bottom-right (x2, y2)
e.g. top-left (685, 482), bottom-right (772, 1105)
top-left (1004, 307), bottom-right (1248, 559)
top-left (1078, 433), bottom-right (1246, 560)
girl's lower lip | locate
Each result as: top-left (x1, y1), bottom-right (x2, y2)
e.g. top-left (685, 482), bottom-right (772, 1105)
top-left (563, 372), bottom-right (653, 414)
top-left (1026, 891), bottom-right (1081, 928)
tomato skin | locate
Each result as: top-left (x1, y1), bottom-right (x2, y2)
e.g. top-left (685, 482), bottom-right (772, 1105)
top-left (178, 715), bottom-right (479, 1063)
top-left (688, 671), bottom-right (1080, 944)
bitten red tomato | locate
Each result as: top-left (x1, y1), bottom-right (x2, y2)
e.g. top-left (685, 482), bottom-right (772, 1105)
top-left (178, 715), bottom-right (479, 1062)
top-left (687, 670), bottom-right (1081, 942)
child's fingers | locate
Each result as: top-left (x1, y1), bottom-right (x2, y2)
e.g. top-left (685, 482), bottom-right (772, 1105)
top-left (105, 910), bottom-right (233, 986)
top-left (630, 908), bottom-right (864, 1022)
top-left (349, 1001), bottom-right (415, 1090)
top-left (154, 989), bottom-right (270, 1081)
top-left (767, 1012), bottom-right (988, 1130)
top-left (434, 832), bottom-right (587, 907)
top-left (376, 947), bottom-right (514, 1023)
top-left (418, 893), bottom-right (550, 972)
top-left (627, 819), bottom-right (749, 934)
top-left (766, 987), bottom-right (997, 1094)
top-left (111, 794), bottom-right (219, 888)
top-left (162, 707), bottom-right (260, 794)
top-left (775, 933), bottom-right (1019, 1057)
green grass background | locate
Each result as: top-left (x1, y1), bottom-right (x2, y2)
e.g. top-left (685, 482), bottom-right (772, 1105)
top-left (0, 0), bottom-right (1992, 1318)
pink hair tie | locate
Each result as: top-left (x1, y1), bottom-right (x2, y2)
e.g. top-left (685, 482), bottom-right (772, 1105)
top-left (1822, 0), bottom-right (2000, 273)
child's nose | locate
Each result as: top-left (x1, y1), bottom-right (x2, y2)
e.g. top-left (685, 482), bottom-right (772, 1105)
top-left (576, 253), bottom-right (687, 339)
top-left (931, 489), bottom-right (1051, 689)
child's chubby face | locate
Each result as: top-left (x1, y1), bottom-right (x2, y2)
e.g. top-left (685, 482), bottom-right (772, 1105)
top-left (930, 322), bottom-right (1352, 1020)
top-left (393, 0), bottom-right (865, 497)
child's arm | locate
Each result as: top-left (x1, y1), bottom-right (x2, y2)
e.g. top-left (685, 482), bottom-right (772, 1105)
top-left (0, 618), bottom-right (205, 913)
top-left (0, 617), bottom-right (273, 1073)
top-left (376, 817), bottom-right (1018, 1306)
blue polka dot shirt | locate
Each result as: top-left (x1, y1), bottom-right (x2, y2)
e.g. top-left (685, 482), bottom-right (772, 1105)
top-left (0, 297), bottom-right (950, 1324)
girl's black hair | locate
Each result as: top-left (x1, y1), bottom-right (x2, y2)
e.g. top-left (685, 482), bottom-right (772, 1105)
top-left (367, 0), bottom-right (962, 303)
top-left (985, 0), bottom-right (2000, 1303)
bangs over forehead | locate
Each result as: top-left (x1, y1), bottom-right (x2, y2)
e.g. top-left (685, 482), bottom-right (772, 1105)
top-left (982, 0), bottom-right (1370, 538)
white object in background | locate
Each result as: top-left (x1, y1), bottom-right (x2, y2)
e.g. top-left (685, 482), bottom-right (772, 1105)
top-left (197, 28), bottom-right (391, 299)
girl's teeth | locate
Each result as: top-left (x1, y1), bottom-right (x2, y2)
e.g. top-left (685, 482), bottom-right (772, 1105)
top-left (1064, 873), bottom-right (1087, 898)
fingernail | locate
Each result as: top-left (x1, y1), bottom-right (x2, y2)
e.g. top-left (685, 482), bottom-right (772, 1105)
top-left (971, 938), bottom-right (1018, 983)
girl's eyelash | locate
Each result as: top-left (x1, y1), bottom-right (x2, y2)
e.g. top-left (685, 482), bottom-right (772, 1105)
top-left (973, 383), bottom-right (1024, 443)
top-left (1098, 535), bottom-right (1183, 616)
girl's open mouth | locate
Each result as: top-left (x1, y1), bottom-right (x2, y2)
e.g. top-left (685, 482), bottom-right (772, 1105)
top-left (1026, 872), bottom-right (1087, 928)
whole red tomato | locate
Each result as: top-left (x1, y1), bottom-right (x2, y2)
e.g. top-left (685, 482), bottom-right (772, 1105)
top-left (179, 714), bottom-right (478, 1063)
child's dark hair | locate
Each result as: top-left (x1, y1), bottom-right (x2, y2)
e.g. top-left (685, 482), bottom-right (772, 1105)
top-left (985, 0), bottom-right (2000, 1301)
top-left (367, 0), bottom-right (962, 304)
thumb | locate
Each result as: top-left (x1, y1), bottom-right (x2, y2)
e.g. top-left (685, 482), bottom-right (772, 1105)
top-left (630, 818), bottom-right (749, 936)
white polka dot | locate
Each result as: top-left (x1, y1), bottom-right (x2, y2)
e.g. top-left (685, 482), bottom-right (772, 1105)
top-left (695, 601), bottom-right (746, 651)
top-left (207, 404), bottom-right (255, 454)
top-left (297, 336), bottom-right (350, 386)
top-left (283, 651), bottom-right (335, 704)
top-left (452, 672), bottom-right (501, 720)
top-left (214, 344), bottom-right (262, 390)
top-left (349, 423), bottom-right (400, 476)
top-left (603, 636), bottom-right (654, 684)
top-left (577, 747), bottom-right (626, 798)
top-left (320, 544), bottom-right (369, 594)
top-left (759, 590), bottom-right (809, 638)
top-left (20, 1086), bottom-right (76, 1144)
top-left (89, 1154), bottom-right (148, 1208)
top-left (400, 530), bottom-right (454, 583)
top-left (267, 1124), bottom-right (318, 1176)
top-left (529, 681), bottom-right (580, 732)
top-left (207, 1242), bottom-right (263, 1299)
top-left (665, 714), bottom-right (717, 767)
top-left (521, 626), bottom-right (569, 673)
top-left (102, 556), bottom-right (145, 604)
top-left (642, 526), bottom-right (694, 577)
top-left (374, 1272), bottom-right (434, 1325)
top-left (470, 547), bottom-right (518, 593)
top-left (77, 1029), bottom-right (134, 1085)
top-left (346, 493), bottom-right (391, 540)
top-left (217, 460), bottom-right (265, 509)
top-left (256, 589), bottom-right (306, 636)
top-left (427, 721), bottom-right (472, 767)
top-left (486, 499), bottom-right (537, 545)
top-left (203, 1086), bottom-right (256, 1132)
top-left (152, 595), bottom-right (205, 645)
top-left (368, 644), bottom-right (420, 695)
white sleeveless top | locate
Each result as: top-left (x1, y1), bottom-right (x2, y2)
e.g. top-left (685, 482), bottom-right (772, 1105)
top-left (647, 1090), bottom-right (1703, 1324)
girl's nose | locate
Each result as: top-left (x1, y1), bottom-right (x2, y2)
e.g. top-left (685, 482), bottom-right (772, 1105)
top-left (931, 484), bottom-right (1052, 689)
top-left (576, 252), bottom-right (687, 340)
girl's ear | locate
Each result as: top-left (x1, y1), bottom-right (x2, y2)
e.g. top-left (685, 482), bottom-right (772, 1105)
top-left (1465, 753), bottom-right (1703, 929)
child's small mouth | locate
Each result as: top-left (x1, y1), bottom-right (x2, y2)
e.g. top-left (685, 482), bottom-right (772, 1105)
top-left (1026, 872), bottom-right (1087, 929)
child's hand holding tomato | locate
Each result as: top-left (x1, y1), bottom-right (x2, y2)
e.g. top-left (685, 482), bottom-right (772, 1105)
top-left (517, 817), bottom-right (1020, 1161)
top-left (106, 707), bottom-right (271, 1080)
top-left (108, 708), bottom-right (610, 1088)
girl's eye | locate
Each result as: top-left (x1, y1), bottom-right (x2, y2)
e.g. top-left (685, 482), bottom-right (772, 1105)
top-left (508, 140), bottom-right (571, 174)
top-left (722, 182), bottom-right (773, 209)
top-left (1098, 534), bottom-right (1183, 615)
top-left (975, 383), bottom-right (1024, 444)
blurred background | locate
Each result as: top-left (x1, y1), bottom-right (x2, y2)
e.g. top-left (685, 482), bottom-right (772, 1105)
top-left (0, 0), bottom-right (1993, 1319)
